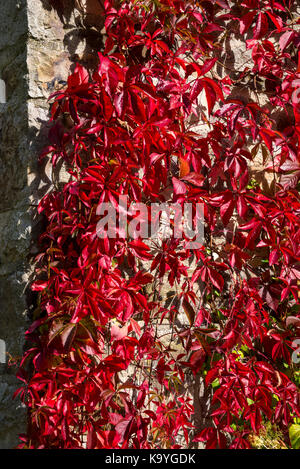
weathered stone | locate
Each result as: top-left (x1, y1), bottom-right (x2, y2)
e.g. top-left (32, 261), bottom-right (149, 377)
top-left (0, 0), bottom-right (86, 447)
top-left (0, 0), bottom-right (29, 448)
top-left (0, 375), bottom-right (26, 449)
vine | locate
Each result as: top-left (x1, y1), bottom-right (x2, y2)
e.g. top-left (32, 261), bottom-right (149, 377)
top-left (16, 0), bottom-right (300, 449)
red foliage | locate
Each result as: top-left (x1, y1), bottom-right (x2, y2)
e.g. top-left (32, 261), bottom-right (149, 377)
top-left (16, 0), bottom-right (299, 449)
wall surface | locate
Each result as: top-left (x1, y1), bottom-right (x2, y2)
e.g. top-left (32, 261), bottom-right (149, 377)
top-left (0, 0), bottom-right (29, 448)
top-left (0, 0), bottom-right (82, 448)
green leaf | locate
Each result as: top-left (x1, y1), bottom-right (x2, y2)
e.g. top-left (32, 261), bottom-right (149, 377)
top-left (289, 424), bottom-right (300, 449)
top-left (211, 378), bottom-right (220, 388)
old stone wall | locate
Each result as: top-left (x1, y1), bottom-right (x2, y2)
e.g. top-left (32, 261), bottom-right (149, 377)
top-left (0, 0), bottom-right (83, 448)
top-left (0, 0), bottom-right (29, 448)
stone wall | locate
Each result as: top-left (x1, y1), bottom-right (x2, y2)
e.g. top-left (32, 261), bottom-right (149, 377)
top-left (0, 0), bottom-right (29, 448)
top-left (0, 0), bottom-right (83, 448)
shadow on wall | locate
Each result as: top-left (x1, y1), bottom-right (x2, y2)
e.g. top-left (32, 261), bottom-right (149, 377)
top-left (0, 0), bottom-right (30, 448)
top-left (26, 0), bottom-right (108, 250)
top-left (25, 0), bottom-right (108, 289)
top-left (41, 0), bottom-right (105, 71)
top-left (19, 0), bottom-right (108, 393)
top-left (26, 0), bottom-right (108, 283)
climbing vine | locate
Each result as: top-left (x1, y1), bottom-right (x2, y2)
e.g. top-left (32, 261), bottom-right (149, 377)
top-left (16, 0), bottom-right (300, 449)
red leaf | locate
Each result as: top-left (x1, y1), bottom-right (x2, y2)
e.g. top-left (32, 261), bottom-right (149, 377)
top-left (253, 12), bottom-right (268, 40)
top-left (172, 177), bottom-right (187, 195)
top-left (111, 324), bottom-right (128, 341)
top-left (200, 58), bottom-right (217, 76)
top-left (181, 172), bottom-right (204, 187)
top-left (220, 197), bottom-right (235, 225)
top-left (279, 30), bottom-right (294, 51)
top-left (208, 269), bottom-right (224, 291)
top-left (240, 10), bottom-right (257, 34)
